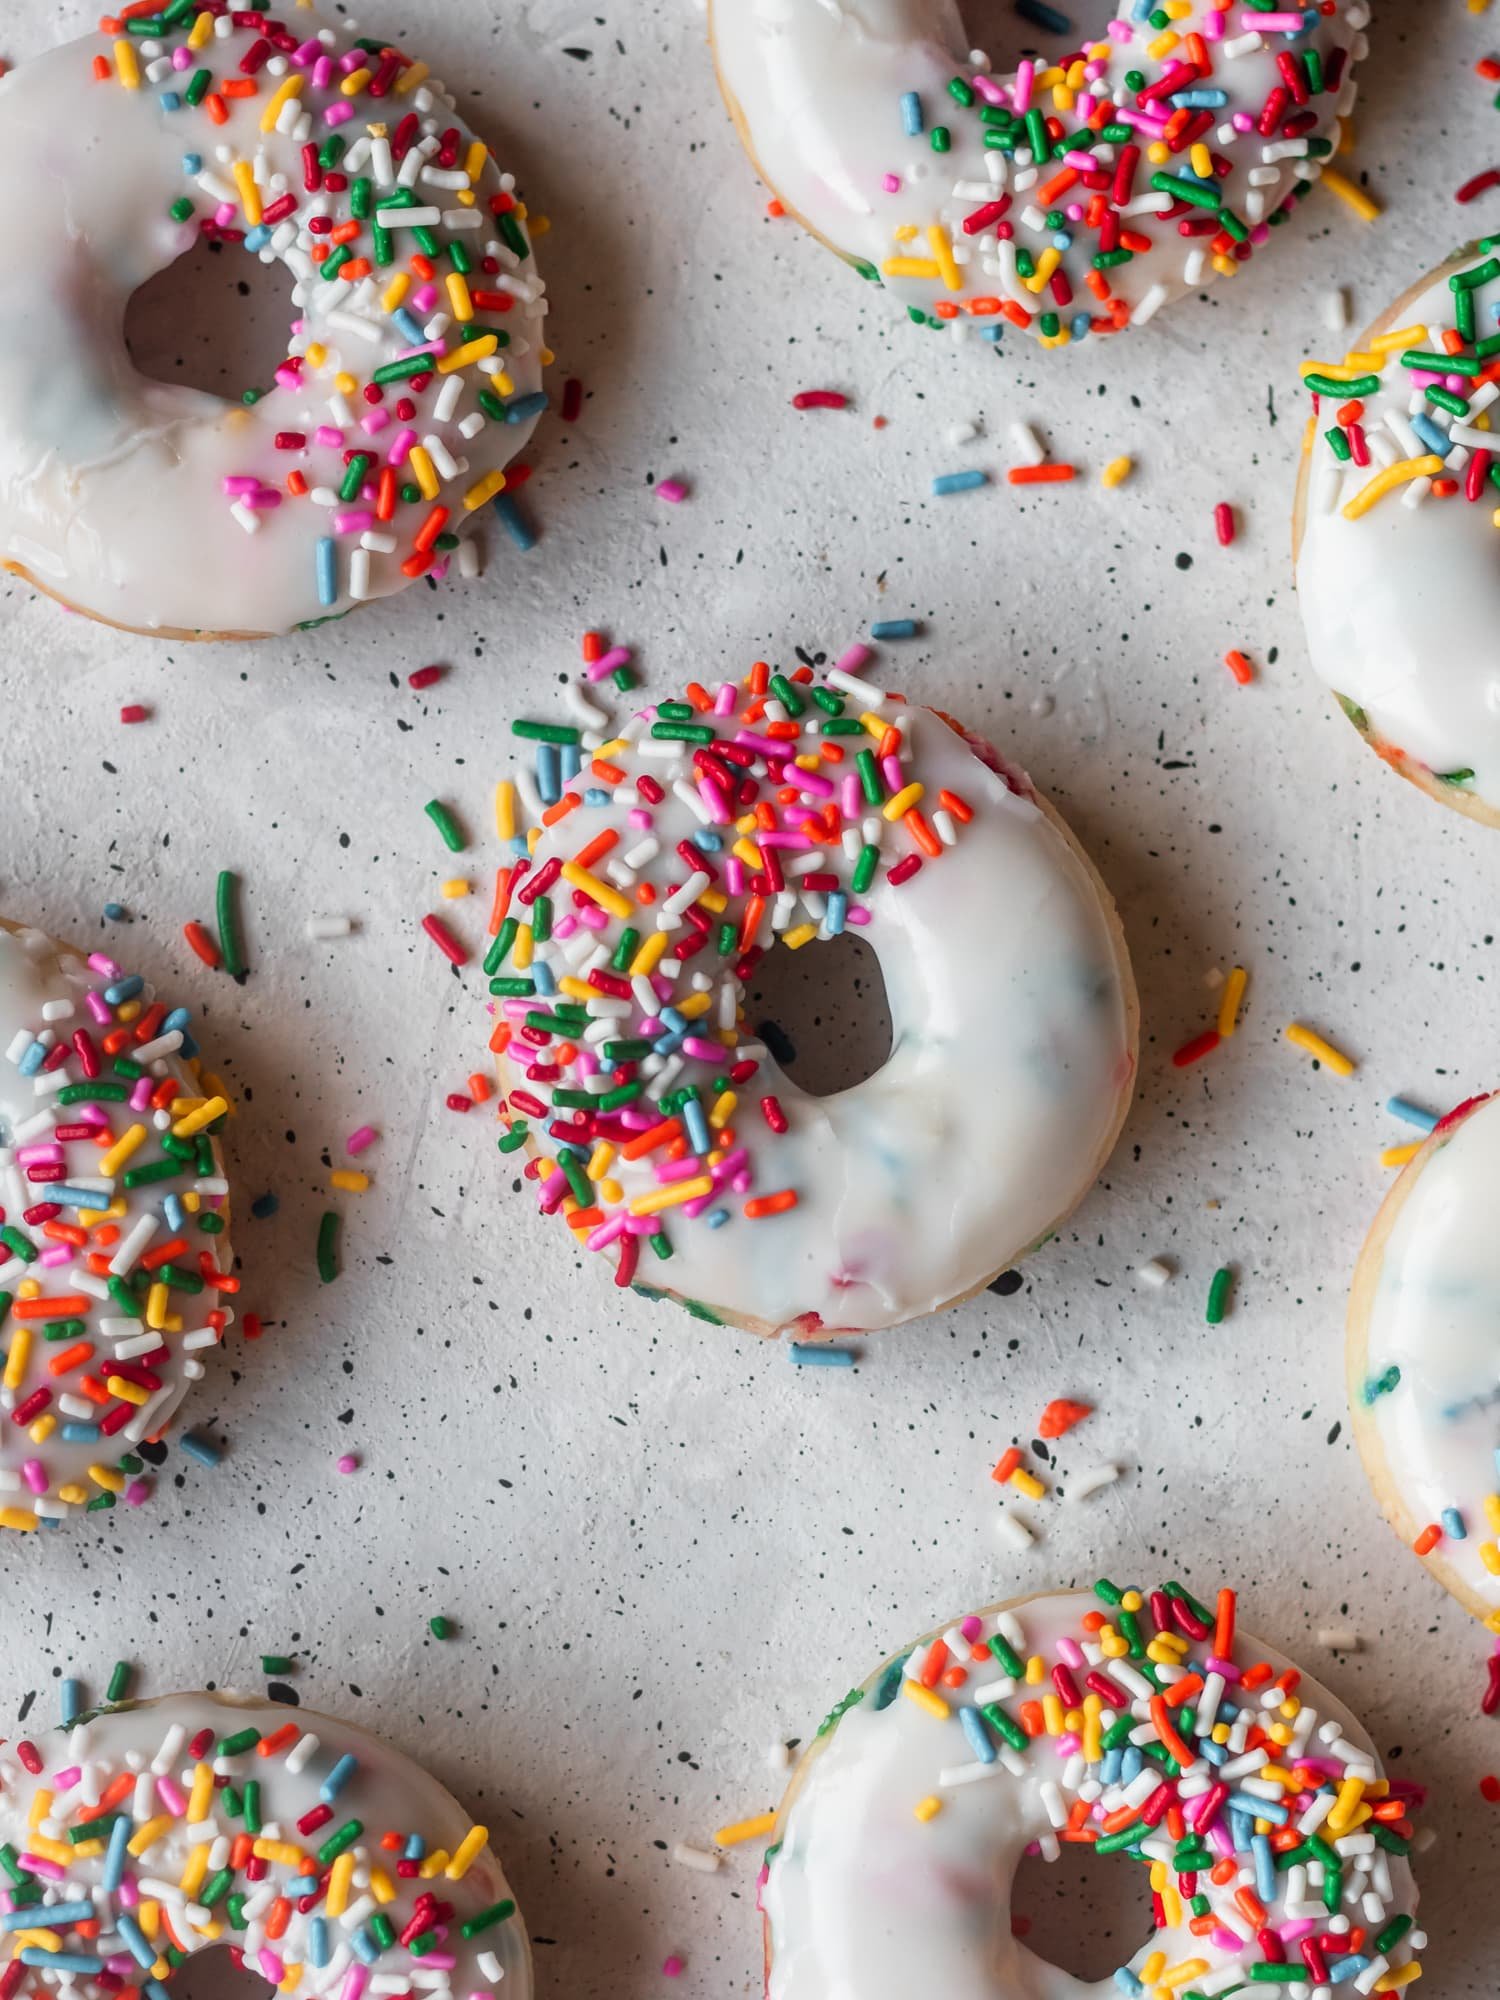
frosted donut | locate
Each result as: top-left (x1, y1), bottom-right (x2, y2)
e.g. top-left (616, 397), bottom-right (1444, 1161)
top-left (0, 918), bottom-right (236, 1531)
top-left (709, 0), bottom-right (1368, 350)
top-left (762, 1581), bottom-right (1428, 2000)
top-left (0, 1686), bottom-right (531, 2000)
top-left (486, 646), bottom-right (1138, 1336)
top-left (0, 9), bottom-right (549, 639)
top-left (1293, 244), bottom-right (1500, 824)
top-left (1348, 1090), bottom-right (1500, 1625)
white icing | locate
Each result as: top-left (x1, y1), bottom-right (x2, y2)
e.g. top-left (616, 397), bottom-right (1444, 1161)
top-left (0, 921), bottom-right (233, 1528)
top-left (1295, 246), bottom-right (1500, 809)
top-left (1359, 1093), bottom-right (1500, 1611)
top-left (711, 0), bottom-right (1364, 347)
top-left (0, 15), bottom-right (546, 636)
top-left (497, 693), bottom-right (1135, 1334)
top-left (765, 1589), bottom-right (1422, 2000)
top-left (0, 1691), bottom-right (531, 2000)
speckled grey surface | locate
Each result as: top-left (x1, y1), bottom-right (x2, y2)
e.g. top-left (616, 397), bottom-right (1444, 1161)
top-left (0, 0), bottom-right (1495, 1994)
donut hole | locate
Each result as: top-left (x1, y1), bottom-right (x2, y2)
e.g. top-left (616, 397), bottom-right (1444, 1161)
top-left (1011, 1840), bottom-right (1155, 1984)
top-left (963, 0), bottom-right (1118, 69)
top-left (166, 1942), bottom-right (274, 2000)
top-left (746, 931), bottom-right (891, 1098)
top-left (125, 236), bottom-right (294, 403)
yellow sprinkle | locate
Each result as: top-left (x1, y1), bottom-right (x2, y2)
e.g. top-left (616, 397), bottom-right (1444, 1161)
top-left (1101, 455), bottom-right (1133, 488)
top-left (326, 1851), bottom-right (356, 1919)
top-left (368, 1867), bottom-right (395, 1905)
top-left (883, 782), bottom-right (925, 822)
top-left (512, 924), bottom-right (533, 972)
top-left (10, 1932), bottom-right (61, 1954)
top-left (586, 1143), bottom-right (616, 1183)
top-left (463, 467), bottom-right (509, 512)
top-left (1009, 1467), bottom-right (1046, 1501)
top-left (1482, 1541), bottom-right (1500, 1576)
top-left (561, 863), bottom-right (632, 921)
top-left (408, 446), bottom-right (441, 501)
top-left (1189, 142), bottom-right (1213, 180)
top-left (260, 74), bottom-right (305, 133)
top-left (1217, 966), bottom-right (1247, 1038)
top-left (1161, 1963), bottom-right (1209, 1991)
top-left (1146, 28), bottom-right (1179, 56)
top-left (1327, 1776), bottom-right (1365, 1833)
top-left (1369, 324), bottom-right (1426, 354)
top-left (629, 932), bottom-right (670, 979)
top-left (418, 1849), bottom-right (450, 1879)
top-left (188, 11), bottom-right (215, 49)
top-left (232, 161), bottom-right (263, 228)
top-left (713, 1811), bottom-right (777, 1847)
top-left (901, 1681), bottom-right (950, 1721)
top-left (395, 60), bottom-right (429, 95)
top-left (882, 256), bottom-right (942, 281)
top-left (783, 923), bottom-right (819, 950)
top-left (56, 1484), bottom-right (87, 1507)
top-left (381, 274), bottom-right (411, 313)
top-left (1025, 246), bottom-right (1062, 295)
top-left (172, 1095), bottom-right (229, 1139)
top-left (106, 1375), bottom-right (150, 1408)
top-left (925, 222), bottom-right (961, 292)
top-left (1374, 1967), bottom-right (1421, 1992)
top-left (446, 1824), bottom-right (489, 1881)
top-left (709, 1093), bottom-right (736, 1131)
top-left (913, 1796), bottom-right (943, 1823)
top-left (129, 1816), bottom-right (175, 1858)
top-left (494, 781), bottom-right (517, 841)
top-left (1320, 167), bottom-right (1381, 222)
top-left (98, 1122), bottom-right (148, 1178)
top-left (437, 335), bottom-right (498, 376)
top-left (1283, 1022), bottom-right (1356, 1078)
top-left (1025, 1653), bottom-right (1045, 1684)
top-left (179, 1843), bottom-right (211, 1898)
top-left (1342, 455), bottom-right (1443, 519)
top-left (3, 1325), bottom-right (30, 1393)
top-left (1141, 1952), bottom-right (1167, 1987)
top-left (115, 38), bottom-right (142, 88)
top-left (440, 879), bottom-right (470, 900)
top-left (629, 1177), bottom-right (714, 1218)
top-left (27, 1413), bottom-right (55, 1446)
top-left (187, 1762), bottom-right (215, 1823)
top-left (1381, 1141), bottom-right (1422, 1169)
top-left (0, 1508), bottom-right (38, 1533)
top-left (341, 66), bottom-right (373, 96)
top-left (146, 1281), bottom-right (169, 1332)
top-left (329, 1170), bottom-right (370, 1193)
top-left (446, 272), bottom-right (475, 323)
top-left (89, 1464), bottom-right (126, 1495)
top-left (1042, 1693), bottom-right (1064, 1735)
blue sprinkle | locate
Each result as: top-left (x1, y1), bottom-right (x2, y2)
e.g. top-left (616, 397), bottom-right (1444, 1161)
top-left (959, 1705), bottom-right (996, 1765)
top-left (20, 1953), bottom-right (101, 1975)
top-left (60, 1678), bottom-right (83, 1726)
top-left (105, 975), bottom-right (144, 1006)
top-left (1386, 1096), bottom-right (1437, 1132)
top-left (61, 1424), bottom-right (101, 1444)
top-left (1442, 1506), bottom-right (1467, 1540)
top-left (1200, 1737), bottom-right (1227, 1765)
top-left (316, 537), bottom-right (338, 607)
top-left (1410, 411), bottom-right (1452, 460)
top-left (531, 959), bottom-right (557, 997)
top-left (103, 1814), bottom-right (132, 1893)
top-left (683, 1097), bottom-right (711, 1155)
top-left (161, 1007), bottom-right (192, 1036)
top-left (52, 1185), bottom-right (118, 1210)
top-left (1113, 1971), bottom-right (1144, 1997)
top-left (1252, 1831), bottom-right (1276, 1903)
top-left (119, 1914), bottom-right (156, 1973)
top-left (309, 1918), bottom-right (331, 1970)
top-left (163, 1193), bottom-right (185, 1232)
top-left (103, 903), bottom-right (129, 921)
top-left (0, 1904), bottom-right (93, 1934)
top-left (180, 1431), bottom-right (220, 1468)
top-left (826, 890), bottom-right (847, 937)
top-left (392, 307), bottom-right (427, 348)
top-left (1328, 1956), bottom-right (1370, 1981)
top-left (243, 224), bottom-right (272, 252)
top-left (320, 1752), bottom-right (359, 1804)
top-left (183, 153), bottom-right (203, 175)
top-left (1100, 1748), bottom-right (1122, 1786)
top-left (1016, 0), bottom-right (1072, 28)
top-left (690, 829), bottom-right (724, 851)
top-left (536, 742), bottom-right (561, 804)
top-left (1051, 229), bottom-right (1073, 251)
top-left (932, 469), bottom-right (988, 496)
top-left (349, 1929), bottom-right (380, 1966)
top-left (870, 619), bottom-right (918, 640)
top-left (1069, 312), bottom-right (1092, 340)
top-left (251, 1192), bottom-right (280, 1220)
top-left (1170, 89), bottom-right (1228, 108)
top-left (583, 787), bottom-right (611, 807)
top-left (158, 91), bottom-right (182, 112)
top-left (559, 745), bottom-right (582, 787)
top-left (789, 1344), bottom-right (857, 1367)
top-left (900, 91), bottom-right (923, 137)
top-left (502, 390), bottom-right (549, 425)
top-left (705, 1207), bottom-right (731, 1230)
top-left (17, 1038), bottom-right (47, 1076)
top-left (979, 324), bottom-right (1004, 343)
top-left (403, 1834), bottom-right (425, 1861)
top-left (1234, 1792), bottom-right (1288, 1826)
top-left (492, 492), bottom-right (537, 551)
top-left (1120, 1746), bottom-right (1142, 1785)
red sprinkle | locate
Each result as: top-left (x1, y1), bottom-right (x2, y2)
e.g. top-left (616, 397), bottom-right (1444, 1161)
top-left (1037, 1398), bottom-right (1092, 1439)
top-left (445, 1093), bottom-right (474, 1113)
top-left (1172, 1028), bottom-right (1221, 1068)
top-left (421, 914), bottom-right (469, 966)
top-left (408, 664), bottom-right (446, 689)
top-left (1482, 1775), bottom-right (1500, 1802)
top-left (120, 704), bottom-right (149, 725)
top-left (183, 922), bottom-right (221, 970)
top-left (1478, 58), bottom-right (1500, 79)
top-left (1214, 502), bottom-right (1236, 546)
top-left (791, 390), bottom-right (849, 411)
top-left (561, 377), bottom-right (583, 423)
top-left (1008, 464), bottom-right (1075, 485)
top-left (243, 1314), bottom-right (263, 1341)
top-left (1456, 169), bottom-right (1500, 205)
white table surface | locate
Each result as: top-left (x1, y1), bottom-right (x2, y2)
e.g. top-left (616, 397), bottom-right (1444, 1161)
top-left (1, 0), bottom-right (1496, 1994)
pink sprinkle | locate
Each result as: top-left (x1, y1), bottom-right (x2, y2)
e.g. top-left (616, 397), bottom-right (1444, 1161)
top-left (662, 1958), bottom-right (685, 1979)
top-left (587, 645), bottom-right (633, 684)
top-left (123, 1478), bottom-right (150, 1507)
top-left (120, 704), bottom-right (149, 725)
top-left (1214, 501), bottom-right (1236, 547)
top-left (791, 390), bottom-right (848, 411)
top-left (657, 478), bottom-right (690, 504)
top-left (881, 173), bottom-right (901, 193)
top-left (346, 1126), bottom-right (378, 1155)
top-left (409, 664), bottom-right (446, 690)
top-left (337, 1454), bottom-right (359, 1474)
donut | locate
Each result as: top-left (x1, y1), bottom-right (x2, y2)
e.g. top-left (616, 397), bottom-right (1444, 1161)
top-left (485, 646), bottom-right (1138, 1337)
top-left (1348, 1090), bottom-right (1500, 1626)
top-left (1293, 243), bottom-right (1500, 825)
top-left (761, 1582), bottom-right (1427, 1999)
top-left (0, 8), bottom-right (549, 639)
top-left (0, 918), bottom-right (236, 1531)
top-left (709, 0), bottom-right (1368, 349)
top-left (0, 1686), bottom-right (531, 2000)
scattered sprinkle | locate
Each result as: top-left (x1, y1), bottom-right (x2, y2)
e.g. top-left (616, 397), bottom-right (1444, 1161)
top-left (671, 1843), bottom-right (721, 1873)
top-left (1066, 1463), bottom-right (1121, 1503)
top-left (1100, 456), bottom-right (1133, 489)
top-left (316, 1210), bottom-right (340, 1284)
top-left (1205, 1265), bottom-right (1233, 1324)
top-left (337, 1452), bottom-right (360, 1475)
top-left (1387, 1096), bottom-right (1438, 1133)
top-left (714, 1812), bottom-right (776, 1848)
top-left (425, 799), bottom-right (467, 853)
top-left (1172, 1027), bottom-right (1221, 1068)
top-left (1037, 1398), bottom-right (1091, 1439)
top-left (1224, 648), bottom-right (1255, 686)
top-left (789, 1343), bottom-right (856, 1368)
top-left (791, 390), bottom-right (848, 411)
top-left (1216, 966), bottom-right (1248, 1037)
top-left (1284, 1021), bottom-right (1356, 1077)
top-left (1136, 1258), bottom-right (1172, 1287)
top-left (656, 478), bottom-right (690, 504)
top-left (1317, 1627), bottom-right (1362, 1651)
top-left (429, 1615), bottom-right (455, 1639)
top-left (306, 914), bottom-right (354, 940)
top-left (409, 664), bottom-right (447, 691)
top-left (120, 704), bottom-right (150, 725)
top-left (994, 1505), bottom-right (1035, 1550)
top-left (1214, 501), bottom-right (1237, 546)
top-left (933, 469), bottom-right (988, 495)
top-left (1319, 167), bottom-right (1381, 222)
top-left (870, 619), bottom-right (919, 640)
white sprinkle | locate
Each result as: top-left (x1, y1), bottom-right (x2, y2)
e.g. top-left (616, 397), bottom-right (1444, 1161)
top-left (1009, 421), bottom-right (1046, 467)
top-left (766, 1741), bottom-right (792, 1772)
top-left (994, 1506), bottom-right (1034, 1550)
top-left (946, 420), bottom-right (980, 448)
top-left (1136, 1258), bottom-right (1172, 1287)
top-left (306, 915), bottom-right (354, 941)
top-left (1317, 1628), bottom-right (1362, 1652)
top-left (1067, 1464), bottom-right (1121, 1504)
top-left (670, 1843), bottom-right (721, 1874)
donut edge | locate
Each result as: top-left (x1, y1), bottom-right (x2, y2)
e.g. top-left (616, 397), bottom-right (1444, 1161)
top-left (1346, 1089), bottom-right (1500, 1625)
top-left (1291, 242), bottom-right (1500, 832)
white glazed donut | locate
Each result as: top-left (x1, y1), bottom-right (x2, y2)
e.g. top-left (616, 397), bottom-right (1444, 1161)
top-left (762, 1583), bottom-right (1428, 2000)
top-left (1293, 244), bottom-right (1500, 825)
top-left (0, 918), bottom-right (236, 1532)
top-left (486, 645), bottom-right (1138, 1338)
top-left (709, 0), bottom-right (1368, 350)
top-left (1348, 1090), bottom-right (1500, 1627)
top-left (0, 1687), bottom-right (531, 2000)
top-left (0, 7), bottom-right (549, 639)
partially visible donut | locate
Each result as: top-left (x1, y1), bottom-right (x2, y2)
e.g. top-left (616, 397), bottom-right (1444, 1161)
top-left (1293, 244), bottom-right (1500, 825)
top-left (0, 9), bottom-right (549, 638)
top-left (0, 1688), bottom-right (532, 2000)
top-left (0, 918), bottom-right (235, 1530)
top-left (1348, 1090), bottom-right (1500, 1625)
top-left (710, 0), bottom-right (1368, 349)
top-left (763, 1583), bottom-right (1427, 2000)
top-left (486, 647), bottom-right (1138, 1337)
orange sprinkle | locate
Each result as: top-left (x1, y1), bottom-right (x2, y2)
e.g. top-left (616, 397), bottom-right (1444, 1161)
top-left (1149, 1695), bottom-right (1192, 1768)
top-left (1336, 398), bottom-right (1365, 425)
top-left (47, 1343), bottom-right (94, 1378)
top-left (14, 1296), bottom-right (91, 1321)
top-left (467, 1073), bottom-right (493, 1103)
top-left (92, 53), bottom-right (112, 80)
top-left (221, 77), bottom-right (257, 98)
top-left (621, 1118), bottom-right (682, 1162)
top-left (1413, 1523), bottom-right (1442, 1555)
top-left (410, 253), bottom-right (435, 281)
top-left (767, 199), bottom-right (785, 217)
top-left (991, 1446), bottom-right (1023, 1485)
top-left (1224, 649), bottom-right (1255, 685)
top-left (1008, 464), bottom-right (1076, 485)
top-left (204, 92), bottom-right (229, 124)
top-left (904, 808), bottom-right (942, 858)
top-left (938, 788), bottom-right (974, 824)
top-left (1214, 1587), bottom-right (1235, 1659)
top-left (540, 792), bottom-right (579, 828)
top-left (744, 1190), bottom-right (798, 1219)
top-left (183, 921), bottom-right (220, 969)
top-left (572, 828), bottom-right (619, 871)
top-left (591, 759), bottom-right (625, 785)
top-left (1037, 1398), bottom-right (1091, 1439)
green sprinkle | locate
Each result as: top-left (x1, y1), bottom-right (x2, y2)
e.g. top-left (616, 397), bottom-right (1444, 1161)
top-left (185, 68), bottom-right (211, 106)
top-left (58, 1081), bottom-right (129, 1104)
top-left (372, 354), bottom-right (437, 385)
top-left (1150, 170), bottom-right (1221, 212)
top-left (459, 1900), bottom-right (516, 1940)
top-left (979, 1701), bottom-right (1029, 1752)
top-left (1303, 371), bottom-right (1381, 399)
top-left (316, 1211), bottom-right (340, 1284)
top-left (650, 723), bottom-right (715, 745)
top-left (215, 869), bottom-right (246, 980)
top-left (169, 197), bottom-right (194, 223)
top-left (260, 1655), bottom-right (294, 1676)
top-left (856, 749), bottom-right (884, 805)
top-left (425, 800), bottom-right (466, 852)
top-left (768, 674), bottom-right (805, 717)
top-left (429, 1615), bottom-right (455, 1639)
top-left (217, 1728), bottom-right (261, 1757)
top-left (1323, 426), bottom-right (1352, 462)
top-left (497, 1122), bottom-right (529, 1155)
top-left (1205, 1266), bottom-right (1232, 1324)
top-left (1402, 349), bottom-right (1481, 376)
top-left (317, 1819), bottom-right (363, 1865)
top-left (511, 719), bottom-right (581, 746)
